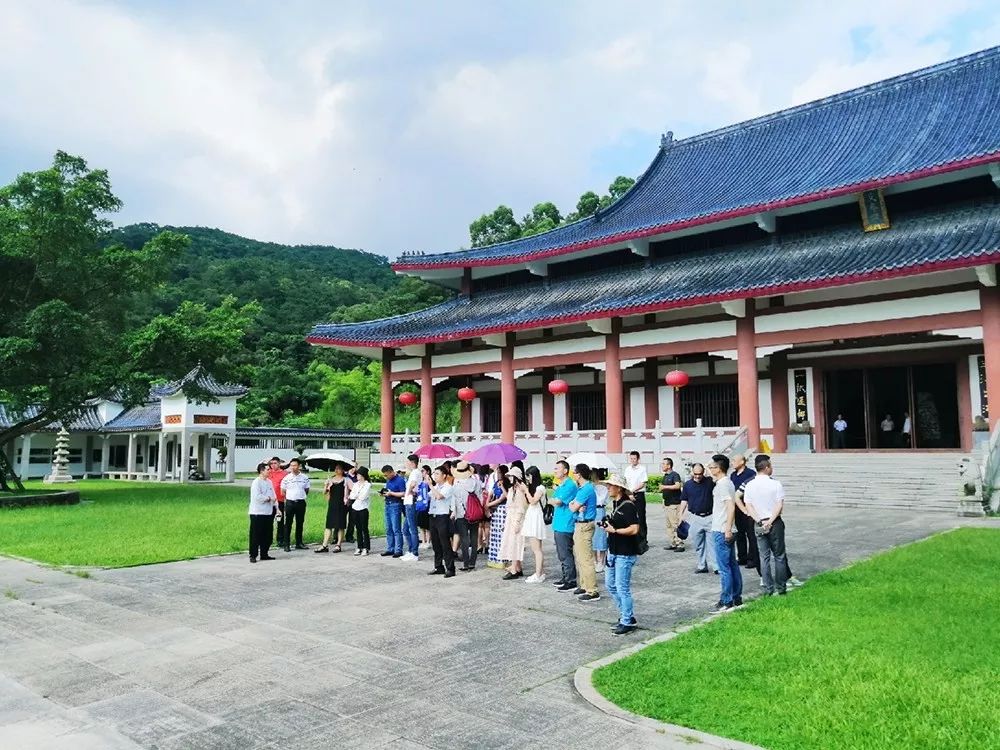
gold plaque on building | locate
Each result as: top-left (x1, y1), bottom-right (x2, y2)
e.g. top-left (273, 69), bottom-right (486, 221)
top-left (859, 188), bottom-right (890, 232)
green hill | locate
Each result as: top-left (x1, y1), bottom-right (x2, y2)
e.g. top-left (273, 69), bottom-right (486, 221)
top-left (115, 224), bottom-right (451, 426)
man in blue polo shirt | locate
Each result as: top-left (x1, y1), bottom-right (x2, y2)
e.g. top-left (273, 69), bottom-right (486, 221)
top-left (679, 462), bottom-right (717, 574)
top-left (730, 454), bottom-right (758, 570)
top-left (551, 460), bottom-right (579, 592)
top-left (569, 463), bottom-right (600, 602)
top-left (381, 465), bottom-right (407, 557)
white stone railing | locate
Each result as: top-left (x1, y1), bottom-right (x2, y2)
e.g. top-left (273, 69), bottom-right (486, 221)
top-left (386, 420), bottom-right (747, 469)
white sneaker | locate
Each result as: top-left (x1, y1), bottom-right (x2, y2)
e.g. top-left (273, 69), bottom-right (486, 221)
top-left (401, 552), bottom-right (418, 562)
top-left (361, 549), bottom-right (369, 556)
top-left (524, 573), bottom-right (545, 584)
top-left (353, 549), bottom-right (362, 556)
top-left (788, 576), bottom-right (804, 587)
top-left (595, 564), bottom-right (604, 573)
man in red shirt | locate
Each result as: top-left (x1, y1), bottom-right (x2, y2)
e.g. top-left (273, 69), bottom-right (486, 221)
top-left (268, 457), bottom-right (288, 548)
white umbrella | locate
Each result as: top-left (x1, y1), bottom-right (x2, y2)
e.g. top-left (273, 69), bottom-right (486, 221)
top-left (303, 451), bottom-right (353, 471)
top-left (564, 452), bottom-right (618, 473)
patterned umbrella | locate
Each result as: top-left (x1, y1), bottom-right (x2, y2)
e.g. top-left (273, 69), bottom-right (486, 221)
top-left (414, 443), bottom-right (461, 459)
top-left (463, 442), bottom-right (527, 466)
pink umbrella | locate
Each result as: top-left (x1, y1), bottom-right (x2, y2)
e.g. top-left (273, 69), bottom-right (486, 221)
top-left (463, 442), bottom-right (527, 466)
top-left (414, 443), bottom-right (461, 459)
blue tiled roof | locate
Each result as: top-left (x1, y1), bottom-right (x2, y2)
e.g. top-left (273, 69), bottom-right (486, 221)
top-left (151, 365), bottom-right (248, 399)
top-left (102, 403), bottom-right (162, 432)
top-left (310, 199), bottom-right (1000, 347)
top-left (395, 47), bottom-right (1000, 270)
top-left (0, 404), bottom-right (105, 432)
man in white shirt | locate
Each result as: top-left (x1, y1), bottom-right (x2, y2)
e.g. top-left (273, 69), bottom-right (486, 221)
top-left (707, 454), bottom-right (742, 612)
top-left (279, 458), bottom-right (310, 551)
top-left (742, 454), bottom-right (788, 596)
top-left (401, 454), bottom-right (423, 561)
top-left (623, 451), bottom-right (649, 547)
top-left (901, 411), bottom-right (912, 447)
top-left (427, 466), bottom-right (457, 578)
top-left (832, 414), bottom-right (848, 449)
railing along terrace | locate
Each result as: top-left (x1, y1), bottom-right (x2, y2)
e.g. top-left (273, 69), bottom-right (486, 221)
top-left (388, 419), bottom-right (747, 462)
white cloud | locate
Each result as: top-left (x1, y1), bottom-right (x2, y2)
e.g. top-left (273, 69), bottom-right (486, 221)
top-left (0, 0), bottom-right (996, 256)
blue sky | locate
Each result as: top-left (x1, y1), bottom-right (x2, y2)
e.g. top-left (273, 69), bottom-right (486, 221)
top-left (1, 1), bottom-right (998, 256)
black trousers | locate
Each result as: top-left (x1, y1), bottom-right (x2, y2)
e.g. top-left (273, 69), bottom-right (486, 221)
top-left (633, 492), bottom-right (648, 540)
top-left (249, 514), bottom-right (273, 559)
top-left (352, 508), bottom-right (370, 551)
top-left (284, 500), bottom-right (306, 546)
top-left (345, 503), bottom-right (356, 540)
top-left (735, 510), bottom-right (759, 569)
top-left (456, 518), bottom-right (479, 568)
top-left (430, 514), bottom-right (455, 572)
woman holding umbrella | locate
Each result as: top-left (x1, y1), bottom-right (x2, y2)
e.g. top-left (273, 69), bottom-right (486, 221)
top-left (315, 461), bottom-right (351, 553)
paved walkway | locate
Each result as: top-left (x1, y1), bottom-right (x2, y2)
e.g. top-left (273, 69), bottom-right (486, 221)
top-left (0, 506), bottom-right (976, 749)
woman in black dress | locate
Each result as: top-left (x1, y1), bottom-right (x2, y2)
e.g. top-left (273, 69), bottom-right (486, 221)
top-left (315, 464), bottom-right (350, 553)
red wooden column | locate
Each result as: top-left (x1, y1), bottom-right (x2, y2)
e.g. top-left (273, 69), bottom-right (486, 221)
top-left (419, 351), bottom-right (435, 445)
top-left (606, 320), bottom-right (624, 453)
top-left (956, 357), bottom-right (973, 451)
top-left (644, 358), bottom-right (659, 429)
top-left (542, 367), bottom-right (555, 431)
top-left (981, 285), bottom-right (1000, 429)
top-left (500, 336), bottom-right (516, 443)
top-left (770, 353), bottom-right (789, 453)
top-left (736, 300), bottom-right (761, 450)
top-left (380, 348), bottom-right (394, 454)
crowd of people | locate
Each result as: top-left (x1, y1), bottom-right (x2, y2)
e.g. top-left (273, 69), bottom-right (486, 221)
top-left (246, 450), bottom-right (799, 635)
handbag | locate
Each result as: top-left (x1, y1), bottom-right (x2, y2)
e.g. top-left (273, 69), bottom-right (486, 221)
top-left (542, 503), bottom-right (554, 525)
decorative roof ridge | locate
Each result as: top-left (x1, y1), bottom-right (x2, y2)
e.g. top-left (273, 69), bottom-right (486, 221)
top-left (150, 364), bottom-right (248, 398)
top-left (671, 45), bottom-right (1000, 149)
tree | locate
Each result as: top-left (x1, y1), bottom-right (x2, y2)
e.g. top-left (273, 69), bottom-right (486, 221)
top-left (469, 205), bottom-right (521, 247)
top-left (521, 201), bottom-right (562, 237)
top-left (574, 191), bottom-right (600, 218)
top-left (0, 153), bottom-right (256, 474)
top-left (608, 175), bottom-right (636, 200)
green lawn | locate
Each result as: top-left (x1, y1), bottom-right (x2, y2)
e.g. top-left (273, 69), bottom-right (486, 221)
top-left (593, 527), bottom-right (1000, 750)
top-left (0, 479), bottom-right (386, 568)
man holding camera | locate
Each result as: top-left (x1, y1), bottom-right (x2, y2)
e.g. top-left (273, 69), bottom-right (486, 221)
top-left (380, 465), bottom-right (407, 557)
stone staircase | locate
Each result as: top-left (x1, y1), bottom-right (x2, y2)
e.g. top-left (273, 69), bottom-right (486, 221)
top-left (768, 452), bottom-right (976, 514)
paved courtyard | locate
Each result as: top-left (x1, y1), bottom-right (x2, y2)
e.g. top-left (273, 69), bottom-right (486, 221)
top-left (0, 505), bottom-right (970, 749)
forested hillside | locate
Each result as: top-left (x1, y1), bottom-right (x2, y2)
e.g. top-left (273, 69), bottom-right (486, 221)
top-left (115, 224), bottom-right (456, 430)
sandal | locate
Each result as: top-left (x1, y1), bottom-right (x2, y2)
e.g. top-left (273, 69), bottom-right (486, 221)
top-left (314, 546), bottom-right (329, 554)
top-left (333, 545), bottom-right (342, 553)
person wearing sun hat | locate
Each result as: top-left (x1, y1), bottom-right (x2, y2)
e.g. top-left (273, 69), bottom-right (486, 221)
top-left (601, 473), bottom-right (642, 635)
top-left (498, 466), bottom-right (529, 579)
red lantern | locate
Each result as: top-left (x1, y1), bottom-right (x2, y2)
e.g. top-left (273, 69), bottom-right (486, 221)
top-left (398, 391), bottom-right (418, 406)
top-left (664, 370), bottom-right (690, 390)
top-left (457, 387), bottom-right (477, 403)
top-left (547, 379), bottom-right (569, 395)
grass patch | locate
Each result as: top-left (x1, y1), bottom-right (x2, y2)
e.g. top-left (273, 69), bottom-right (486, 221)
top-left (593, 528), bottom-right (1000, 750)
top-left (4, 589), bottom-right (18, 600)
top-left (0, 479), bottom-right (387, 568)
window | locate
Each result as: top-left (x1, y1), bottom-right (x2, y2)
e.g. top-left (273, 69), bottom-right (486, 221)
top-left (678, 382), bottom-right (739, 427)
top-left (516, 395), bottom-right (531, 431)
top-left (481, 396), bottom-right (500, 433)
top-left (569, 390), bottom-right (606, 431)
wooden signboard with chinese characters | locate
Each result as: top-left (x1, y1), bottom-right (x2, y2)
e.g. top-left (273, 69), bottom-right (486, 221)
top-left (193, 414), bottom-right (229, 425)
top-left (859, 188), bottom-right (890, 232)
top-left (793, 369), bottom-right (809, 424)
top-left (978, 355), bottom-right (989, 419)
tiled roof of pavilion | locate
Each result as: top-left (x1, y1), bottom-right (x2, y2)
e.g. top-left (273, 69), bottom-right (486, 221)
top-left (393, 46), bottom-right (1000, 271)
top-left (309, 199), bottom-right (1000, 347)
top-left (102, 403), bottom-right (162, 432)
top-left (0, 404), bottom-right (106, 432)
top-left (150, 365), bottom-right (248, 399)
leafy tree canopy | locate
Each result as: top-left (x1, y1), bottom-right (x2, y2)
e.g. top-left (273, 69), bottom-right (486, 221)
top-left (468, 175), bottom-right (635, 246)
top-left (0, 152), bottom-right (256, 448)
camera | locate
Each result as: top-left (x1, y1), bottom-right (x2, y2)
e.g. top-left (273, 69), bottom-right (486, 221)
top-left (379, 487), bottom-right (387, 496)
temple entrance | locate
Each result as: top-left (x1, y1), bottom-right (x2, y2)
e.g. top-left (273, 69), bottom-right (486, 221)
top-left (824, 363), bottom-right (959, 449)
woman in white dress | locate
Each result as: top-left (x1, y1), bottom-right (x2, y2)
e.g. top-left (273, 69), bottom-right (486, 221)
top-left (522, 466), bottom-right (547, 583)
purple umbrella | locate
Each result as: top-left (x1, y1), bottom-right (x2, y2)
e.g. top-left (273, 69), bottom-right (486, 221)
top-left (463, 442), bottom-right (527, 466)
top-left (414, 443), bottom-right (461, 459)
